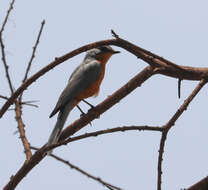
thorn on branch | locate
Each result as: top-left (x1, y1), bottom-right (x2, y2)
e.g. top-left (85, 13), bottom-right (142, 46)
top-left (22, 19), bottom-right (46, 83)
top-left (111, 29), bottom-right (120, 39)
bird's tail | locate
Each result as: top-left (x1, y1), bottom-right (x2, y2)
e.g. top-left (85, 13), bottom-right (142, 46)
top-left (47, 101), bottom-right (75, 154)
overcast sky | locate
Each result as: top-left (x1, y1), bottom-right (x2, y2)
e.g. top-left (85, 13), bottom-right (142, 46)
top-left (1, 0), bottom-right (208, 189)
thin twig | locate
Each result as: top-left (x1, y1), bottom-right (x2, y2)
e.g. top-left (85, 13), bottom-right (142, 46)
top-left (0, 0), bottom-right (15, 33)
top-left (15, 20), bottom-right (45, 161)
top-left (157, 79), bottom-right (207, 190)
top-left (21, 102), bottom-right (38, 108)
top-left (0, 0), bottom-right (16, 94)
top-left (30, 146), bottom-right (122, 190)
top-left (157, 131), bottom-right (168, 190)
top-left (0, 95), bottom-right (9, 100)
top-left (15, 101), bottom-right (32, 162)
top-left (22, 20), bottom-right (45, 83)
top-left (46, 125), bottom-right (163, 152)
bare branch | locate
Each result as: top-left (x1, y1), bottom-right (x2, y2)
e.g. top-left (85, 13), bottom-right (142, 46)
top-left (14, 101), bottom-right (32, 161)
top-left (164, 79), bottom-right (207, 131)
top-left (21, 102), bottom-right (38, 108)
top-left (0, 0), bottom-right (16, 94)
top-left (157, 79), bottom-right (207, 190)
top-left (22, 20), bottom-right (45, 83)
top-left (44, 125), bottom-right (163, 152)
top-left (0, 0), bottom-right (15, 33)
top-left (59, 125), bottom-right (163, 147)
top-left (30, 146), bottom-right (123, 190)
top-left (157, 131), bottom-right (168, 190)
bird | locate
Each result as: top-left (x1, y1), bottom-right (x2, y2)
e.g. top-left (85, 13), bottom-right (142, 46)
top-left (47, 46), bottom-right (120, 153)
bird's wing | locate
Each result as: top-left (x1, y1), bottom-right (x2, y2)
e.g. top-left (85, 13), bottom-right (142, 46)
top-left (49, 60), bottom-right (101, 118)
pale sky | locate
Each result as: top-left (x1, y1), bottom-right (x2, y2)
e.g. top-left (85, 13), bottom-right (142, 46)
top-left (1, 0), bottom-right (208, 189)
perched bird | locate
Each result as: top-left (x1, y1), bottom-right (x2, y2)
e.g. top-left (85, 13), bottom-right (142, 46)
top-left (47, 46), bottom-right (120, 152)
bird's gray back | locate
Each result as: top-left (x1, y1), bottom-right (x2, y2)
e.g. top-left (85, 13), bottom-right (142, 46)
top-left (49, 59), bottom-right (101, 117)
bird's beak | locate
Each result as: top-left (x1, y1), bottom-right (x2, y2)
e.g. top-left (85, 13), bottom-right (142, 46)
top-left (112, 50), bottom-right (120, 54)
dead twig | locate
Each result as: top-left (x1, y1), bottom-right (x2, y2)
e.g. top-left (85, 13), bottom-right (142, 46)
top-left (0, 0), bottom-right (16, 94)
top-left (22, 20), bottom-right (45, 83)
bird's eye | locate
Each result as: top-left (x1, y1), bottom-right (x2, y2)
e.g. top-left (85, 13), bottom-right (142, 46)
top-left (100, 46), bottom-right (109, 52)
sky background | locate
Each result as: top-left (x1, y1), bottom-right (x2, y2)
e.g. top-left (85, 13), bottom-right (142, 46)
top-left (1, 0), bottom-right (208, 189)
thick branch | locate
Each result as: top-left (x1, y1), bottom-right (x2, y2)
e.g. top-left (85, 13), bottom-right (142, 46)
top-left (1, 36), bottom-right (208, 117)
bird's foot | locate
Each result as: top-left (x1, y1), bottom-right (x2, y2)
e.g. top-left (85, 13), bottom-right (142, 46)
top-left (82, 99), bottom-right (95, 109)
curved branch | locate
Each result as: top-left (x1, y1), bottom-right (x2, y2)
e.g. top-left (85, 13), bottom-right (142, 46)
top-left (1, 35), bottom-right (208, 117)
top-left (48, 125), bottom-right (163, 150)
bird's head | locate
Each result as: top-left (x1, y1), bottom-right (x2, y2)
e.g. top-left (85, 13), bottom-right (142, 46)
top-left (85, 46), bottom-right (120, 63)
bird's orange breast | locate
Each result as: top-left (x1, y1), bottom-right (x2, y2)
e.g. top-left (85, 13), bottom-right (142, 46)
top-left (76, 53), bottom-right (112, 101)
top-left (76, 63), bottom-right (105, 100)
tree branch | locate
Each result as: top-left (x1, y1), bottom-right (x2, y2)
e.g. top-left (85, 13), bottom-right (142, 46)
top-left (0, 0), bottom-right (16, 94)
top-left (14, 101), bottom-right (32, 162)
top-left (22, 20), bottom-right (45, 83)
top-left (53, 125), bottom-right (163, 149)
top-left (1, 35), bottom-right (208, 118)
top-left (30, 146), bottom-right (123, 190)
top-left (157, 79), bottom-right (207, 190)
top-left (0, 95), bottom-right (9, 100)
